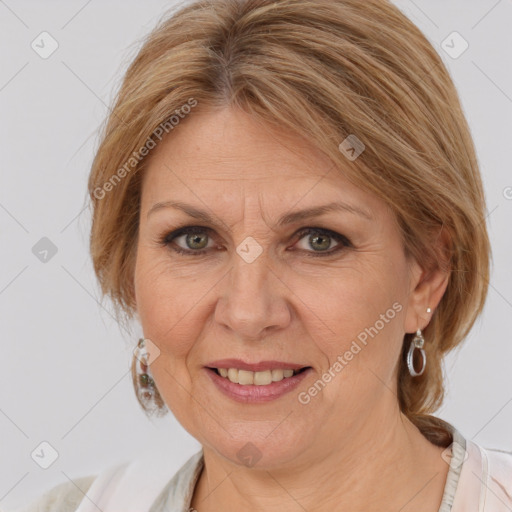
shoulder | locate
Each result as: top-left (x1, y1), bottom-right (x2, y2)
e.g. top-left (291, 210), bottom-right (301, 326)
top-left (12, 475), bottom-right (96, 512)
top-left (460, 439), bottom-right (512, 510)
top-left (481, 444), bottom-right (512, 487)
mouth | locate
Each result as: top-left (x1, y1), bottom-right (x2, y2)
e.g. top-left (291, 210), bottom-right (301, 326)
top-left (206, 366), bottom-right (311, 385)
top-left (203, 361), bottom-right (313, 403)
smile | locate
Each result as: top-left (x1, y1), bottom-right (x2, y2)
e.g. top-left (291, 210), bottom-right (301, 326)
top-left (212, 367), bottom-right (307, 385)
top-left (204, 363), bottom-right (313, 403)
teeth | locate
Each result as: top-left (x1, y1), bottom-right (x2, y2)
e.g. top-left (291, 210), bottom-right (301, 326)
top-left (271, 369), bottom-right (284, 382)
top-left (254, 370), bottom-right (272, 385)
top-left (215, 368), bottom-right (303, 385)
top-left (227, 368), bottom-right (238, 383)
top-left (238, 370), bottom-right (254, 385)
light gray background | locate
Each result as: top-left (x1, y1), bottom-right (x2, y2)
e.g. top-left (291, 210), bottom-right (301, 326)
top-left (1, 0), bottom-right (511, 509)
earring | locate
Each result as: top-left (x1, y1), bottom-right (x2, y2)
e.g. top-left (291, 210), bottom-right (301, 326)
top-left (407, 329), bottom-right (426, 377)
top-left (131, 338), bottom-right (167, 416)
top-left (134, 338), bottom-right (156, 400)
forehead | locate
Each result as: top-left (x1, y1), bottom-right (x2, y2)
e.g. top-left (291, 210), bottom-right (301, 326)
top-left (146, 107), bottom-right (329, 179)
top-left (140, 107), bottom-right (386, 219)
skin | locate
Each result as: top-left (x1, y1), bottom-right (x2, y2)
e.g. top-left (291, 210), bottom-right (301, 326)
top-left (133, 106), bottom-right (451, 512)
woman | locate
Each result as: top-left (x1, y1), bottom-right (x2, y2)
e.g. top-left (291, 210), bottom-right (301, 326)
top-left (16, 0), bottom-right (512, 511)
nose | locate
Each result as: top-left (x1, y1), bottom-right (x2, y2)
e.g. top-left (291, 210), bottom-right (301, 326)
top-left (214, 252), bottom-right (292, 341)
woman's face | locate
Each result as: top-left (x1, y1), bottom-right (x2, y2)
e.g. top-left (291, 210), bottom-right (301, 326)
top-left (134, 106), bottom-right (428, 468)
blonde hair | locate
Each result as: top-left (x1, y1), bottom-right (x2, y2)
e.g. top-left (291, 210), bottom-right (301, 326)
top-left (89, 0), bottom-right (491, 444)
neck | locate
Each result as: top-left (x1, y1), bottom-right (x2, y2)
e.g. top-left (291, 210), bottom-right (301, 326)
top-left (190, 406), bottom-right (449, 512)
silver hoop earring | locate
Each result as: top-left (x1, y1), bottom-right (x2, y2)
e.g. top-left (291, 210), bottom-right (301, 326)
top-left (407, 329), bottom-right (426, 377)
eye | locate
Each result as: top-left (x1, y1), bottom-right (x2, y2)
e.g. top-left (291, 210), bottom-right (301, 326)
top-left (293, 227), bottom-right (352, 257)
top-left (162, 226), bottom-right (215, 256)
top-left (160, 226), bottom-right (352, 257)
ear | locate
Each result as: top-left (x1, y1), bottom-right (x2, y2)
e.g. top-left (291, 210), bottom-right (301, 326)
top-left (404, 226), bottom-right (451, 334)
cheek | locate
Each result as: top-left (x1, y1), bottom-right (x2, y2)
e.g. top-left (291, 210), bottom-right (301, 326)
top-left (134, 250), bottom-right (210, 359)
top-left (309, 258), bottom-right (408, 389)
top-left (318, 263), bottom-right (405, 337)
top-left (304, 280), bottom-right (406, 430)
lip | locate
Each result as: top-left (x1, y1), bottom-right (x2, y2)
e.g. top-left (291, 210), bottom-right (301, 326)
top-left (205, 359), bottom-right (307, 372)
top-left (204, 366), bottom-right (313, 403)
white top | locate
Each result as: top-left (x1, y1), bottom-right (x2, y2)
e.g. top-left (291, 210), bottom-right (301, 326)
top-left (12, 422), bottom-right (512, 512)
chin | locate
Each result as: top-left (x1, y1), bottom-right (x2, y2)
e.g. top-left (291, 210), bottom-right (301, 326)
top-left (198, 422), bottom-right (316, 470)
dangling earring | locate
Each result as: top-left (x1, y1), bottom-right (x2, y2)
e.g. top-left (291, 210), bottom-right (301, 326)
top-left (134, 338), bottom-right (156, 399)
top-left (407, 329), bottom-right (426, 377)
top-left (131, 338), bottom-right (167, 416)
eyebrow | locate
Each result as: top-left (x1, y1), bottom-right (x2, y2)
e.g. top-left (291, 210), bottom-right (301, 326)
top-left (147, 200), bottom-right (374, 227)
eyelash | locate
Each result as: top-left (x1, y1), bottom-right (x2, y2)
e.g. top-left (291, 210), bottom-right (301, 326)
top-left (160, 226), bottom-right (353, 258)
